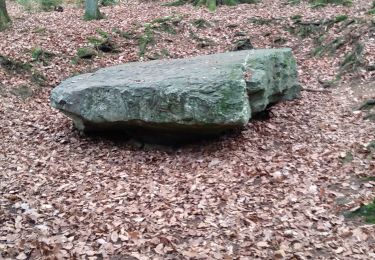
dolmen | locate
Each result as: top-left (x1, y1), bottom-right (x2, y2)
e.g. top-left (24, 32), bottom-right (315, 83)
top-left (51, 49), bottom-right (300, 142)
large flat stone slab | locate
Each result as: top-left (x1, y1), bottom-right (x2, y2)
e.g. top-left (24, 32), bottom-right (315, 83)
top-left (50, 49), bottom-right (300, 141)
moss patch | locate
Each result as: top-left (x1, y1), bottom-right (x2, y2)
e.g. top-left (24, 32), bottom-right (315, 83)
top-left (345, 199), bottom-right (375, 224)
top-left (309, 0), bottom-right (352, 8)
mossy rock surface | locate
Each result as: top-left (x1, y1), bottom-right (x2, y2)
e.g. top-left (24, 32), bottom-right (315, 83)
top-left (51, 49), bottom-right (300, 143)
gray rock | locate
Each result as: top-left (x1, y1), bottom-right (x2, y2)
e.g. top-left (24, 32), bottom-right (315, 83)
top-left (51, 49), bottom-right (300, 142)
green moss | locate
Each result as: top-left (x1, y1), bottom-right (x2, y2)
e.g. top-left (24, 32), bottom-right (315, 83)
top-left (152, 22), bottom-right (176, 34)
top-left (150, 15), bottom-right (182, 35)
top-left (291, 15), bottom-right (303, 23)
top-left (232, 39), bottom-right (253, 51)
top-left (368, 1), bottom-right (375, 14)
top-left (359, 176), bottom-right (375, 182)
top-left (312, 37), bottom-right (346, 56)
top-left (77, 47), bottom-right (97, 59)
top-left (96, 29), bottom-right (109, 38)
top-left (340, 151), bottom-right (353, 164)
top-left (162, 0), bottom-right (259, 10)
top-left (345, 198), bottom-right (375, 224)
top-left (87, 30), bottom-right (117, 53)
top-left (288, 0), bottom-right (301, 5)
top-left (112, 28), bottom-right (137, 39)
top-left (162, 0), bottom-right (187, 6)
top-left (0, 55), bottom-right (32, 73)
top-left (189, 31), bottom-right (215, 48)
top-left (192, 18), bottom-right (212, 28)
top-left (310, 0), bottom-right (352, 8)
top-left (87, 36), bottom-right (103, 46)
top-left (101, 0), bottom-right (117, 6)
top-left (138, 25), bottom-right (155, 57)
top-left (38, 0), bottom-right (62, 11)
top-left (288, 16), bottom-right (348, 40)
top-left (33, 27), bottom-right (46, 34)
top-left (30, 47), bottom-right (54, 62)
top-left (340, 42), bottom-right (363, 74)
top-left (10, 85), bottom-right (33, 99)
top-left (248, 17), bottom-right (276, 25)
top-left (31, 71), bottom-right (47, 86)
top-left (334, 15), bottom-right (348, 22)
top-left (367, 140), bottom-right (375, 152)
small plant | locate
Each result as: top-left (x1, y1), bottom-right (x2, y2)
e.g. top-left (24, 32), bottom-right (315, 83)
top-left (138, 25), bottom-right (155, 57)
top-left (287, 16), bottom-right (347, 39)
top-left (340, 42), bottom-right (363, 74)
top-left (232, 38), bottom-right (253, 51)
top-left (0, 55), bottom-right (32, 73)
top-left (192, 18), bottom-right (212, 29)
top-left (345, 198), bottom-right (375, 224)
top-left (334, 15), bottom-right (348, 23)
top-left (112, 28), bottom-right (137, 39)
top-left (30, 47), bottom-right (54, 62)
top-left (287, 0), bottom-right (300, 5)
top-left (38, 0), bottom-right (63, 11)
top-left (31, 71), bottom-right (47, 87)
top-left (100, 0), bottom-right (117, 6)
top-left (16, 0), bottom-right (36, 12)
top-left (248, 17), bottom-right (277, 25)
top-left (309, 0), bottom-right (352, 8)
top-left (33, 27), bottom-right (47, 34)
top-left (368, 1), bottom-right (375, 15)
top-left (311, 37), bottom-right (346, 56)
top-left (162, 0), bottom-right (187, 6)
top-left (340, 151), bottom-right (353, 164)
top-left (189, 30), bottom-right (215, 48)
top-left (150, 15), bottom-right (183, 34)
top-left (87, 29), bottom-right (117, 53)
top-left (10, 85), bottom-right (33, 100)
top-left (77, 47), bottom-right (97, 59)
top-left (163, 0), bottom-right (259, 11)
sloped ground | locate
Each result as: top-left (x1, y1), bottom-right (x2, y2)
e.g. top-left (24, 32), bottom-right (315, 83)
top-left (1, 0), bottom-right (375, 258)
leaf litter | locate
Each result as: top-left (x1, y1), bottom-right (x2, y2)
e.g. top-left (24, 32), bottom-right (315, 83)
top-left (1, 0), bottom-right (375, 258)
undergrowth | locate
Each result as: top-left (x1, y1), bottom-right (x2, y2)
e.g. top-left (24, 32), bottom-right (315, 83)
top-left (16, 0), bottom-right (62, 12)
top-left (345, 198), bottom-right (375, 224)
top-left (163, 0), bottom-right (260, 11)
top-left (309, 0), bottom-right (352, 8)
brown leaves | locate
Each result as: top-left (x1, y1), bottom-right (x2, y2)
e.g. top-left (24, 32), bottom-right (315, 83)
top-left (1, 0), bottom-right (375, 259)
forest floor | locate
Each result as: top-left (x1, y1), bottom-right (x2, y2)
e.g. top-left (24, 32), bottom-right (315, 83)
top-left (1, 0), bottom-right (375, 259)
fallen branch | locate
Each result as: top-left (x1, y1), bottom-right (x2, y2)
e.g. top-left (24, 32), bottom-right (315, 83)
top-left (301, 87), bottom-right (332, 93)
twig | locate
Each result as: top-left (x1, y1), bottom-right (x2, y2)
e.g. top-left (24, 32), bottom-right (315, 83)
top-left (301, 87), bottom-right (332, 93)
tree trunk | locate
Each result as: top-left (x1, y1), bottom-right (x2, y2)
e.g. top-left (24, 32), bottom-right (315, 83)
top-left (84, 0), bottom-right (102, 20)
top-left (0, 0), bottom-right (11, 31)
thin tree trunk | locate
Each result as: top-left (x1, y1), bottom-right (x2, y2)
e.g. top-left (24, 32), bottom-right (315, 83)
top-left (84, 0), bottom-right (102, 20)
top-left (0, 0), bottom-right (11, 31)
